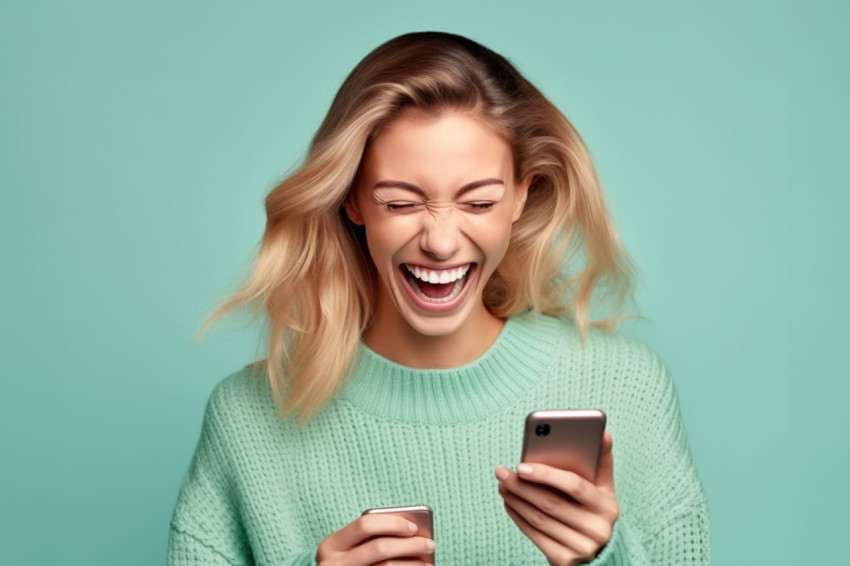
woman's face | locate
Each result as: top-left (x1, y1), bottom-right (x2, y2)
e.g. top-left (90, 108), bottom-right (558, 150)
top-left (346, 109), bottom-right (529, 345)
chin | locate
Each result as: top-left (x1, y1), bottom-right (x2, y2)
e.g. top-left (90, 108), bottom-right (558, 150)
top-left (405, 317), bottom-right (466, 338)
top-left (395, 301), bottom-right (478, 338)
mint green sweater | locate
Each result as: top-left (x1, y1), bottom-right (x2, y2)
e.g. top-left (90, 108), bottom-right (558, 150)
top-left (168, 314), bottom-right (710, 565)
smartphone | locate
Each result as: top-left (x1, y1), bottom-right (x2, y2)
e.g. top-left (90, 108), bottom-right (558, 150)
top-left (361, 504), bottom-right (434, 561)
top-left (521, 409), bottom-right (606, 481)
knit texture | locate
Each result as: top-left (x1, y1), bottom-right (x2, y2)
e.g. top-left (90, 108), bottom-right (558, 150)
top-left (168, 314), bottom-right (710, 565)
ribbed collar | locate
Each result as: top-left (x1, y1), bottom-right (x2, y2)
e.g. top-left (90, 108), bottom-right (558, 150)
top-left (339, 313), bottom-right (567, 424)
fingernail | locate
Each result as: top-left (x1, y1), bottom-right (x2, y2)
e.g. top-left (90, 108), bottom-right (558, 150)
top-left (494, 466), bottom-right (510, 480)
top-left (408, 521), bottom-right (417, 533)
top-left (516, 463), bottom-right (533, 477)
top-left (426, 539), bottom-right (435, 550)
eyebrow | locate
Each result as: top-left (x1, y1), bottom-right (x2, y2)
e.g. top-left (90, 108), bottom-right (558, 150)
top-left (373, 178), bottom-right (504, 197)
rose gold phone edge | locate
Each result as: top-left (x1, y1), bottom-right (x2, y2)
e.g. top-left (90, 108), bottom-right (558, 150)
top-left (521, 409), bottom-right (607, 482)
top-left (361, 504), bottom-right (434, 560)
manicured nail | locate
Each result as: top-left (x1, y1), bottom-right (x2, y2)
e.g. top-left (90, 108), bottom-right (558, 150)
top-left (516, 463), bottom-right (533, 477)
top-left (408, 521), bottom-right (418, 533)
top-left (494, 466), bottom-right (510, 480)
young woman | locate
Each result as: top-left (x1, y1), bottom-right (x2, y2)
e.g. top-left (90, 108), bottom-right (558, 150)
top-left (168, 32), bottom-right (710, 565)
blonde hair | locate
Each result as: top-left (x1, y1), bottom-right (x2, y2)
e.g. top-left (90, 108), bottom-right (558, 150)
top-left (210, 32), bottom-right (633, 423)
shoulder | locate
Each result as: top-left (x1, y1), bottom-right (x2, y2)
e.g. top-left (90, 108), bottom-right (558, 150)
top-left (584, 325), bottom-right (667, 377)
top-left (202, 363), bottom-right (280, 434)
top-left (582, 324), bottom-right (674, 402)
top-left (514, 313), bottom-right (674, 402)
top-left (514, 313), bottom-right (667, 373)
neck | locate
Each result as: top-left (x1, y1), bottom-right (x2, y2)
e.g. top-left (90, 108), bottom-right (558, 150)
top-left (364, 305), bottom-right (505, 368)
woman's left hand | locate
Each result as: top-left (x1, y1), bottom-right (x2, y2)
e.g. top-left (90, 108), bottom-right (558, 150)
top-left (495, 431), bottom-right (620, 566)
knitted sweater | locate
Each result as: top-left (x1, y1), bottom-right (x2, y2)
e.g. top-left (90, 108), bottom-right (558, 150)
top-left (168, 314), bottom-right (710, 565)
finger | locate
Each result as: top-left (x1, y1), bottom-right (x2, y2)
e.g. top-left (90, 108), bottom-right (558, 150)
top-left (596, 430), bottom-right (616, 493)
top-left (350, 536), bottom-right (434, 566)
top-left (515, 463), bottom-right (619, 520)
top-left (499, 481), bottom-right (607, 551)
top-left (499, 478), bottom-right (614, 546)
top-left (321, 514), bottom-right (418, 554)
top-left (498, 466), bottom-right (599, 532)
top-left (373, 559), bottom-right (432, 566)
top-left (502, 500), bottom-right (595, 566)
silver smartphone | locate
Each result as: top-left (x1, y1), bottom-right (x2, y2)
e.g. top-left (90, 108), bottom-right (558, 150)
top-left (361, 504), bottom-right (434, 561)
top-left (521, 409), bottom-right (606, 481)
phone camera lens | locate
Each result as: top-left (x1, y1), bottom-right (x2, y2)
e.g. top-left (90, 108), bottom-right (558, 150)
top-left (535, 423), bottom-right (550, 437)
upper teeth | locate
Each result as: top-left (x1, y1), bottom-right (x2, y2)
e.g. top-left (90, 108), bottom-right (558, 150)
top-left (406, 264), bottom-right (470, 284)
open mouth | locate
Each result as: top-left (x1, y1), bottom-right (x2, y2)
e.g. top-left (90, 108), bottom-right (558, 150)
top-left (401, 263), bottom-right (475, 304)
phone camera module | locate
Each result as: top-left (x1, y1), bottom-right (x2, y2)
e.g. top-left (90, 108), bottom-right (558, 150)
top-left (535, 423), bottom-right (551, 437)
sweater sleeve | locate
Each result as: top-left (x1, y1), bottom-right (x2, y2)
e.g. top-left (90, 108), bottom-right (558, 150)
top-left (642, 355), bottom-right (710, 565)
top-left (595, 347), bottom-right (711, 565)
top-left (583, 502), bottom-right (709, 566)
top-left (168, 387), bottom-right (254, 566)
top-left (573, 342), bottom-right (710, 566)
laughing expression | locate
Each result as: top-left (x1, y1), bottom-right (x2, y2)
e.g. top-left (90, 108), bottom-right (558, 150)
top-left (345, 109), bottom-right (528, 354)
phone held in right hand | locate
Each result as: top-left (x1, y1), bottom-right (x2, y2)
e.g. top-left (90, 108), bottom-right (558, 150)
top-left (521, 409), bottom-right (607, 481)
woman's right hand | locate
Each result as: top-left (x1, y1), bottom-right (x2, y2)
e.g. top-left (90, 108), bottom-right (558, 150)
top-left (316, 513), bottom-right (435, 566)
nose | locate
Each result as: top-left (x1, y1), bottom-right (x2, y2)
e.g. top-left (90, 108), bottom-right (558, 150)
top-left (419, 210), bottom-right (460, 260)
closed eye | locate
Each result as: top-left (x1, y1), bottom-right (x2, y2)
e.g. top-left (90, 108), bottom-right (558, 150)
top-left (464, 202), bottom-right (496, 211)
top-left (386, 202), bottom-right (420, 212)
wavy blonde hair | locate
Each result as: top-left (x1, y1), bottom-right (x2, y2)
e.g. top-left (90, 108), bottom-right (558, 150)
top-left (210, 32), bottom-right (633, 423)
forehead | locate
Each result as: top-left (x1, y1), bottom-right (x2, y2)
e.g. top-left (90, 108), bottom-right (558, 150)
top-left (361, 110), bottom-right (514, 181)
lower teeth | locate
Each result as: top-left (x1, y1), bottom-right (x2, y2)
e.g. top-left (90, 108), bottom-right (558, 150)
top-left (410, 276), bottom-right (466, 303)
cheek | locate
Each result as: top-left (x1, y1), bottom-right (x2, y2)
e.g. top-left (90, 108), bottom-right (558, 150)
top-left (362, 216), bottom-right (417, 265)
top-left (468, 211), bottom-right (516, 258)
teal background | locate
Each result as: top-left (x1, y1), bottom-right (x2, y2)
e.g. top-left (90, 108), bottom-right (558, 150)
top-left (1, 1), bottom-right (848, 564)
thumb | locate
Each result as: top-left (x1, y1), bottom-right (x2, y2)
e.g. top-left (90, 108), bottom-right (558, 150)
top-left (596, 430), bottom-right (616, 494)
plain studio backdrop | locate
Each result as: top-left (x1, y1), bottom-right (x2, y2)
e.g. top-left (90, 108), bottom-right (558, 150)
top-left (1, 1), bottom-right (848, 564)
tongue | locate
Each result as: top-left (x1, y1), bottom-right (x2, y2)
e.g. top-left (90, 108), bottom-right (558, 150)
top-left (417, 280), bottom-right (456, 299)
